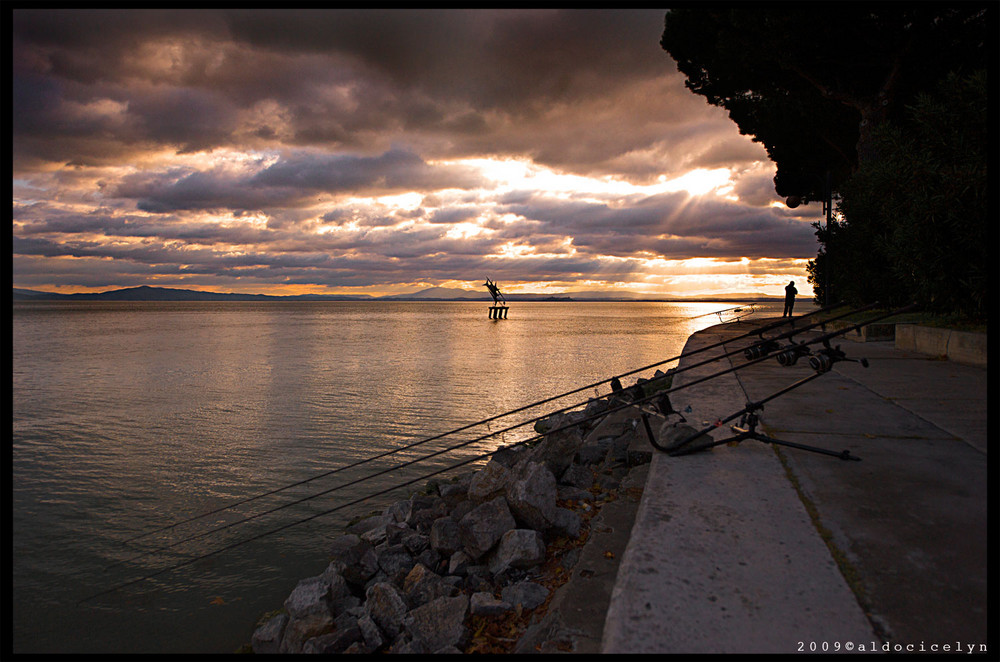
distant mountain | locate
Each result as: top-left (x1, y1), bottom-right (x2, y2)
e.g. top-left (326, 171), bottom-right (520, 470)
top-left (11, 286), bottom-right (372, 302)
top-left (12, 285), bottom-right (781, 303)
top-left (381, 287), bottom-right (486, 300)
top-left (383, 287), bottom-right (573, 301)
top-left (560, 290), bottom-right (781, 302)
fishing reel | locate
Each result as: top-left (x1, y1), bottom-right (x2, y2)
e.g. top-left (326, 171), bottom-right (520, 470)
top-left (744, 339), bottom-right (780, 361)
top-left (808, 342), bottom-right (869, 374)
top-left (775, 342), bottom-right (812, 367)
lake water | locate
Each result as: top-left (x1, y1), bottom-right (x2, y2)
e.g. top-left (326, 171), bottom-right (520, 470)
top-left (12, 299), bottom-right (792, 653)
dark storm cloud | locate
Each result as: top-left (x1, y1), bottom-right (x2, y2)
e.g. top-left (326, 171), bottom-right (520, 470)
top-left (108, 148), bottom-right (484, 213)
top-left (12, 8), bottom-right (686, 172)
top-left (12, 8), bottom-right (821, 295)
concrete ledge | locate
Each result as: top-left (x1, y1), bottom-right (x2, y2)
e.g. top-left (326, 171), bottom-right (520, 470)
top-left (827, 320), bottom-right (895, 342)
top-left (894, 324), bottom-right (986, 368)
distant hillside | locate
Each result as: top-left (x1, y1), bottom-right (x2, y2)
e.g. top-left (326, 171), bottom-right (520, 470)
top-left (11, 286), bottom-right (372, 302)
top-left (381, 287), bottom-right (484, 300)
top-left (13, 285), bottom-right (782, 303)
top-left (383, 287), bottom-right (572, 301)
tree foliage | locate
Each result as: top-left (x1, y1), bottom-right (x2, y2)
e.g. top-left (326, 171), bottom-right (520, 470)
top-left (831, 71), bottom-right (988, 318)
top-left (661, 6), bottom-right (989, 200)
top-left (661, 6), bottom-right (991, 320)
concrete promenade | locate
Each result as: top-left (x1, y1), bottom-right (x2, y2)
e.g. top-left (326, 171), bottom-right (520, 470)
top-left (601, 318), bottom-right (990, 654)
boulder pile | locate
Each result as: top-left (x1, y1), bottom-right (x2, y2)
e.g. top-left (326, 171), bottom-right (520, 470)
top-left (250, 372), bottom-right (672, 654)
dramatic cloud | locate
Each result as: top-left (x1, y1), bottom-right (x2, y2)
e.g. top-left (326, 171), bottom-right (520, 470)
top-left (12, 8), bottom-right (825, 297)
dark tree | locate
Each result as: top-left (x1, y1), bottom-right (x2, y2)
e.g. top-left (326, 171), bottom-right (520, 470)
top-left (661, 6), bottom-right (991, 319)
top-left (661, 6), bottom-right (990, 202)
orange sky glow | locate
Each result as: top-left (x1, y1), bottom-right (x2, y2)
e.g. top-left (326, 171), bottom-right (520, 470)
top-left (13, 9), bottom-right (826, 300)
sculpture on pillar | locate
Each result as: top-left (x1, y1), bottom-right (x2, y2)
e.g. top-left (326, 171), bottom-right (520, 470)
top-left (483, 278), bottom-right (509, 319)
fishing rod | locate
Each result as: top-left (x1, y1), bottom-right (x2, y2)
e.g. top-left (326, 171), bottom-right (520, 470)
top-left (86, 304), bottom-right (903, 601)
top-left (659, 370), bottom-right (859, 459)
top-left (121, 300), bottom-right (845, 546)
top-left (740, 300), bottom-right (880, 360)
top-left (86, 341), bottom-right (788, 603)
top-left (105, 303), bottom-right (880, 573)
top-left (610, 301), bottom-right (879, 403)
top-left (686, 303), bottom-right (752, 320)
top-left (654, 303), bottom-right (919, 457)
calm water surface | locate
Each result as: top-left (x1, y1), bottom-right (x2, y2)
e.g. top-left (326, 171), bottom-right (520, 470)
top-left (12, 300), bottom-right (789, 653)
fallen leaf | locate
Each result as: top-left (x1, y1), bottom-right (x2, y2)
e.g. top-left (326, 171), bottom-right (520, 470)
top-left (210, 596), bottom-right (225, 606)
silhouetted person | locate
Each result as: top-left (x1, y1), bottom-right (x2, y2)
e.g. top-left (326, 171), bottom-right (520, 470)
top-left (783, 280), bottom-right (798, 317)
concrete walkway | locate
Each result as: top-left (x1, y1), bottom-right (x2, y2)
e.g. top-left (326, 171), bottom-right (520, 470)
top-left (601, 319), bottom-right (989, 654)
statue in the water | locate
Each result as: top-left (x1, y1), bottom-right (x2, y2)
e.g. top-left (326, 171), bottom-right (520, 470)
top-left (483, 278), bottom-right (505, 305)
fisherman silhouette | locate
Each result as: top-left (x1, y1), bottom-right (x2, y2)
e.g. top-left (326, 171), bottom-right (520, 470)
top-left (783, 280), bottom-right (798, 317)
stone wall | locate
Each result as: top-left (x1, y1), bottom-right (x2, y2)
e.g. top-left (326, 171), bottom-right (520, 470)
top-left (895, 324), bottom-right (987, 367)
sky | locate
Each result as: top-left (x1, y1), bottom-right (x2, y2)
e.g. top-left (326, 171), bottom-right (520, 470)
top-left (11, 8), bottom-right (824, 298)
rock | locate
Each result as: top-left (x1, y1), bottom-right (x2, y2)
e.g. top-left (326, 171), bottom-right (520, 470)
top-left (284, 575), bottom-right (337, 622)
top-left (447, 550), bottom-right (472, 576)
top-left (429, 516), bottom-right (462, 556)
top-left (627, 445), bottom-right (653, 467)
top-left (437, 473), bottom-right (473, 502)
top-left (408, 496), bottom-right (449, 532)
top-left (487, 529), bottom-right (546, 575)
top-left (505, 462), bottom-right (558, 531)
top-left (449, 499), bottom-right (476, 522)
top-left (467, 460), bottom-right (512, 503)
top-left (602, 430), bottom-right (633, 467)
top-left (583, 397), bottom-right (610, 421)
top-left (302, 611), bottom-right (362, 653)
top-left (365, 582), bottom-right (409, 640)
top-left (548, 507), bottom-right (583, 538)
top-left (491, 444), bottom-right (528, 468)
top-left (574, 440), bottom-right (611, 466)
top-left (360, 523), bottom-right (389, 545)
top-left (557, 485), bottom-right (593, 502)
top-left (357, 611), bottom-right (385, 652)
top-left (522, 425), bottom-right (585, 477)
top-left (583, 405), bottom-right (634, 443)
top-left (596, 471), bottom-right (621, 492)
top-left (386, 499), bottom-right (414, 524)
top-left (364, 569), bottom-right (390, 592)
top-left (404, 594), bottom-right (470, 652)
top-left (433, 645), bottom-right (464, 654)
top-left (385, 521), bottom-right (411, 544)
top-left (658, 421), bottom-right (709, 452)
top-left (470, 591), bottom-right (513, 616)
top-left (251, 612), bottom-right (288, 654)
top-left (464, 565), bottom-right (494, 592)
top-left (438, 481), bottom-right (468, 499)
top-left (560, 462), bottom-right (594, 488)
top-left (457, 496), bottom-right (517, 560)
top-left (280, 615), bottom-right (334, 654)
top-left (280, 573), bottom-right (346, 652)
top-left (415, 546), bottom-right (444, 574)
top-left (347, 512), bottom-right (394, 537)
top-left (376, 544), bottom-right (415, 586)
top-left (403, 563), bottom-right (459, 607)
top-left (389, 634), bottom-right (426, 654)
top-left (327, 534), bottom-right (379, 587)
top-left (401, 530), bottom-right (430, 555)
top-left (501, 581), bottom-right (549, 611)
